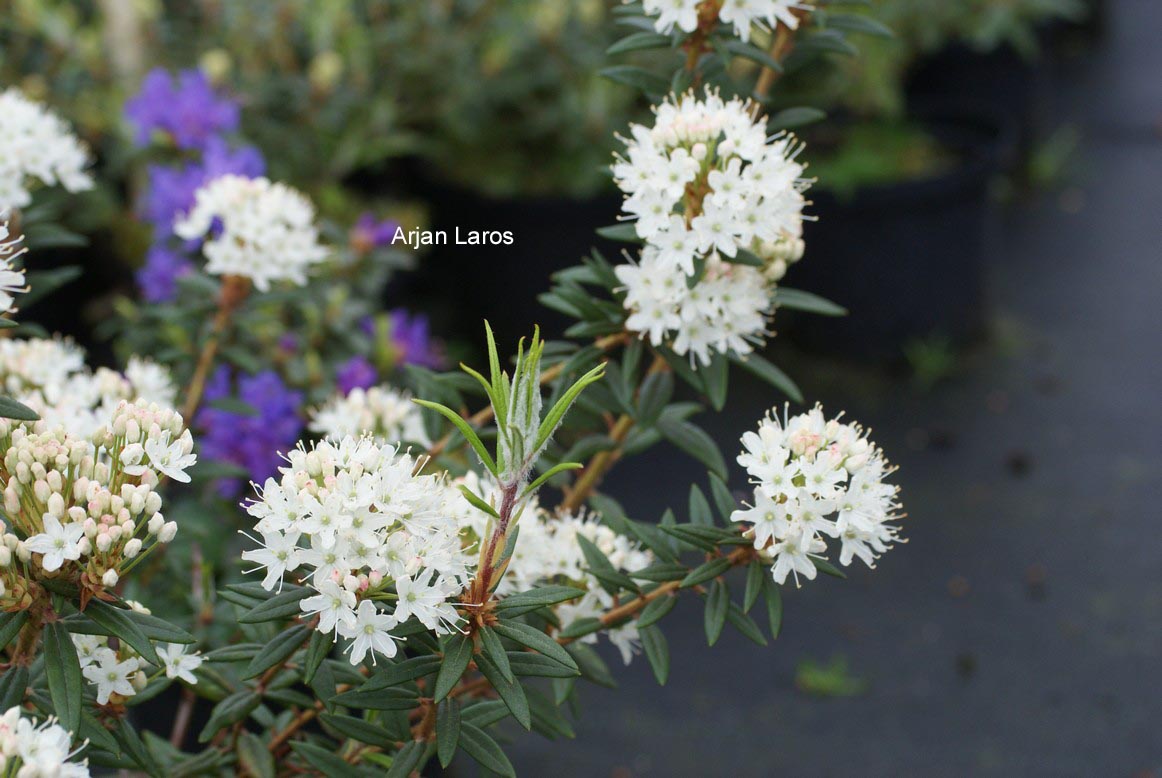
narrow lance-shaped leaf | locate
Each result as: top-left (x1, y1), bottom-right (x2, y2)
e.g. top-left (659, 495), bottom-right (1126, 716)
top-left (533, 363), bottom-right (606, 454)
top-left (413, 399), bottom-right (497, 475)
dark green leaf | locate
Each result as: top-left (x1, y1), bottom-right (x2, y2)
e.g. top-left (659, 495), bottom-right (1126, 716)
top-left (658, 416), bottom-right (727, 478)
top-left (811, 556), bottom-right (848, 579)
top-left (730, 353), bottom-right (803, 403)
top-left (774, 287), bottom-right (847, 316)
top-left (0, 396), bottom-right (38, 421)
top-left (236, 732), bottom-right (275, 778)
top-left (495, 586), bottom-right (586, 617)
top-left (460, 722), bottom-right (516, 777)
top-left (44, 622), bottom-right (82, 733)
top-left (680, 557), bottom-right (733, 588)
top-left (479, 627), bottom-right (513, 683)
top-left (763, 575), bottom-right (783, 639)
top-left (237, 584), bottom-right (310, 623)
top-left (639, 625), bottom-right (669, 685)
top-left (359, 654), bottom-right (442, 692)
top-left (636, 595), bottom-right (677, 629)
top-left (0, 665), bottom-right (28, 710)
top-left (635, 371), bottom-right (673, 427)
top-left (744, 561), bottom-right (764, 613)
top-left (725, 601), bottom-right (768, 647)
top-left (607, 31), bottom-right (672, 55)
top-left (704, 580), bottom-right (729, 646)
top-left (437, 698), bottom-right (461, 767)
top-left (290, 741), bottom-right (353, 777)
top-left (303, 630), bottom-right (330, 684)
top-left (769, 106), bottom-right (828, 130)
top-left (385, 740), bottom-right (425, 778)
top-left (433, 634), bottom-right (473, 702)
top-left (599, 65), bottom-right (669, 95)
top-left (0, 610), bottom-right (28, 651)
top-left (476, 650), bottom-right (531, 730)
top-left (594, 223), bottom-right (642, 243)
top-left (198, 690), bottom-right (260, 742)
top-left (242, 624), bottom-right (310, 679)
top-left (689, 484), bottom-right (714, 526)
top-left (708, 473), bottom-right (738, 522)
top-left (493, 620), bottom-right (578, 672)
top-left (320, 713), bottom-right (395, 748)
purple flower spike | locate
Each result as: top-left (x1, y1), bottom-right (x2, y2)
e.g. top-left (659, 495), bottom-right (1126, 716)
top-left (336, 355), bottom-right (378, 395)
top-left (125, 68), bottom-right (241, 151)
top-left (389, 309), bottom-right (443, 369)
top-left (136, 244), bottom-right (195, 304)
top-left (197, 367), bottom-right (304, 497)
top-left (351, 213), bottom-right (401, 253)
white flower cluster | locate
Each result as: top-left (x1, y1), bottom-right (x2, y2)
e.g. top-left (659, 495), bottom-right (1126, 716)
top-left (73, 604), bottom-right (203, 706)
top-left (174, 175), bottom-right (328, 291)
top-left (451, 473), bottom-right (653, 664)
top-left (612, 90), bottom-right (809, 364)
top-left (0, 399), bottom-right (190, 607)
top-left (0, 338), bottom-right (175, 440)
top-left (0, 88), bottom-right (94, 210)
top-left (242, 436), bottom-right (474, 665)
top-left (638, 0), bottom-right (807, 42)
top-left (309, 386), bottom-right (430, 447)
top-left (1, 220), bottom-right (28, 316)
top-left (0, 706), bottom-right (89, 777)
top-left (731, 405), bottom-right (902, 587)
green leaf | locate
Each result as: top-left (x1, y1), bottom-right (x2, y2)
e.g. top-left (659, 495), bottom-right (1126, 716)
top-left (437, 699), bottom-right (461, 768)
top-left (636, 595), bottom-right (676, 629)
top-left (607, 30), bottom-right (672, 55)
top-left (564, 642), bottom-right (617, 688)
top-left (657, 416), bottom-right (727, 478)
top-left (730, 353), bottom-right (803, 403)
top-left (774, 287), bottom-right (847, 316)
top-left (0, 610), bottom-right (28, 651)
top-left (595, 223), bottom-right (642, 243)
top-left (359, 654), bottom-right (442, 692)
top-left (0, 318), bottom-right (17, 329)
top-left (599, 65), bottom-right (669, 95)
top-left (727, 38), bottom-right (783, 71)
top-left (20, 266), bottom-right (82, 305)
top-left (329, 686), bottom-right (419, 711)
top-left (811, 556), bottom-right (848, 579)
top-left (507, 652), bottom-right (581, 679)
top-left (85, 599), bottom-right (161, 665)
top-left (385, 740), bottom-right (426, 778)
top-left (689, 484), bottom-right (714, 527)
top-left (479, 626), bottom-right (513, 683)
top-left (639, 625), bottom-right (670, 685)
top-left (521, 461), bottom-right (583, 499)
top-left (460, 722), bottom-right (516, 777)
top-left (703, 353), bottom-right (729, 411)
top-left (433, 634), bottom-right (473, 702)
top-left (763, 575), bottom-right (783, 639)
top-left (236, 585), bottom-right (309, 624)
top-left (680, 557), bottom-right (733, 588)
top-left (236, 732), bottom-right (276, 778)
top-left (725, 600), bottom-right (768, 647)
top-left (476, 650), bottom-right (531, 730)
top-left (495, 585), bottom-right (586, 617)
top-left (635, 371), bottom-right (673, 427)
top-left (492, 620), bottom-right (578, 672)
top-left (576, 534), bottom-right (639, 595)
top-left (0, 665), bottom-right (27, 710)
top-left (0, 396), bottom-right (39, 421)
top-left (319, 713), bottom-right (395, 748)
top-left (708, 473), bottom-right (738, 522)
top-left (704, 580), bottom-right (730, 646)
top-left (558, 617), bottom-right (604, 640)
top-left (412, 399), bottom-right (497, 475)
top-left (528, 686), bottom-right (576, 740)
top-left (458, 485), bottom-right (500, 518)
top-left (534, 363), bottom-right (605, 455)
top-left (824, 12), bottom-right (894, 38)
top-left (205, 397), bottom-right (260, 417)
top-left (242, 624), bottom-right (310, 679)
top-left (629, 561), bottom-right (688, 582)
top-left (199, 690), bottom-right (261, 742)
top-left (290, 742), bottom-right (353, 777)
top-left (125, 610), bottom-right (196, 645)
top-left (744, 561), bottom-right (765, 613)
top-left (303, 630), bottom-right (330, 684)
top-left (768, 106), bottom-right (828, 130)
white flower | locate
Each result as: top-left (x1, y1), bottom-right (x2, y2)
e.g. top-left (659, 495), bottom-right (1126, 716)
top-left (393, 574), bottom-right (459, 633)
top-left (141, 431), bottom-right (197, 483)
top-left (731, 405), bottom-right (903, 587)
top-left (309, 385), bottom-right (429, 446)
top-left (174, 175), bottom-right (328, 291)
top-left (0, 88), bottom-right (93, 211)
top-left (0, 220), bottom-right (28, 316)
top-left (82, 654), bottom-right (139, 705)
top-left (124, 357), bottom-right (177, 407)
top-left (336, 599), bottom-right (400, 665)
top-left (1, 707), bottom-right (90, 776)
top-left (241, 530), bottom-right (304, 590)
top-left (612, 90), bottom-right (809, 364)
top-left (23, 514), bottom-right (84, 572)
top-left (638, 0), bottom-right (808, 42)
top-left (301, 579), bottom-right (358, 635)
top-left (156, 643), bottom-right (204, 684)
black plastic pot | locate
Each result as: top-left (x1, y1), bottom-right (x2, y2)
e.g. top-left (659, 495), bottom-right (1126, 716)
top-left (905, 43), bottom-right (1045, 154)
top-left (386, 177), bottom-right (623, 349)
top-left (783, 110), bottom-right (1014, 361)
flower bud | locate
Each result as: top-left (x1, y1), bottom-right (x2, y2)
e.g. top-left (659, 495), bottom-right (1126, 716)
top-left (102, 569), bottom-right (119, 587)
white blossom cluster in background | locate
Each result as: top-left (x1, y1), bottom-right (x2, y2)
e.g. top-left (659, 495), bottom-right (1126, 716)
top-left (1, 220), bottom-right (28, 316)
top-left (309, 385), bottom-right (430, 447)
top-left (0, 706), bottom-right (90, 777)
top-left (0, 337), bottom-right (176, 440)
top-left (72, 602), bottom-right (204, 706)
top-left (0, 87), bottom-right (94, 210)
top-left (452, 473), bottom-right (653, 664)
top-left (0, 399), bottom-right (191, 607)
top-left (637, 0), bottom-right (808, 42)
top-left (612, 90), bottom-right (809, 364)
top-left (174, 174), bottom-right (328, 291)
top-left (242, 436), bottom-right (474, 665)
top-left (732, 405), bottom-right (902, 587)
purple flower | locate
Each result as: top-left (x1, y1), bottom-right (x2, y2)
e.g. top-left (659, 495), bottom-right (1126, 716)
top-left (197, 367), bottom-right (303, 497)
top-left (125, 68), bottom-right (241, 150)
top-left (136, 244), bottom-right (194, 303)
top-left (350, 213), bottom-right (400, 253)
top-left (336, 355), bottom-right (378, 394)
top-left (140, 137), bottom-right (265, 232)
top-left (389, 310), bottom-right (443, 369)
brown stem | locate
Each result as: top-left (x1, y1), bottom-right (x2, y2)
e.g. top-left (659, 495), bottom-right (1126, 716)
top-left (181, 275), bottom-right (250, 421)
top-left (169, 688), bottom-right (196, 748)
top-left (751, 7), bottom-right (812, 115)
